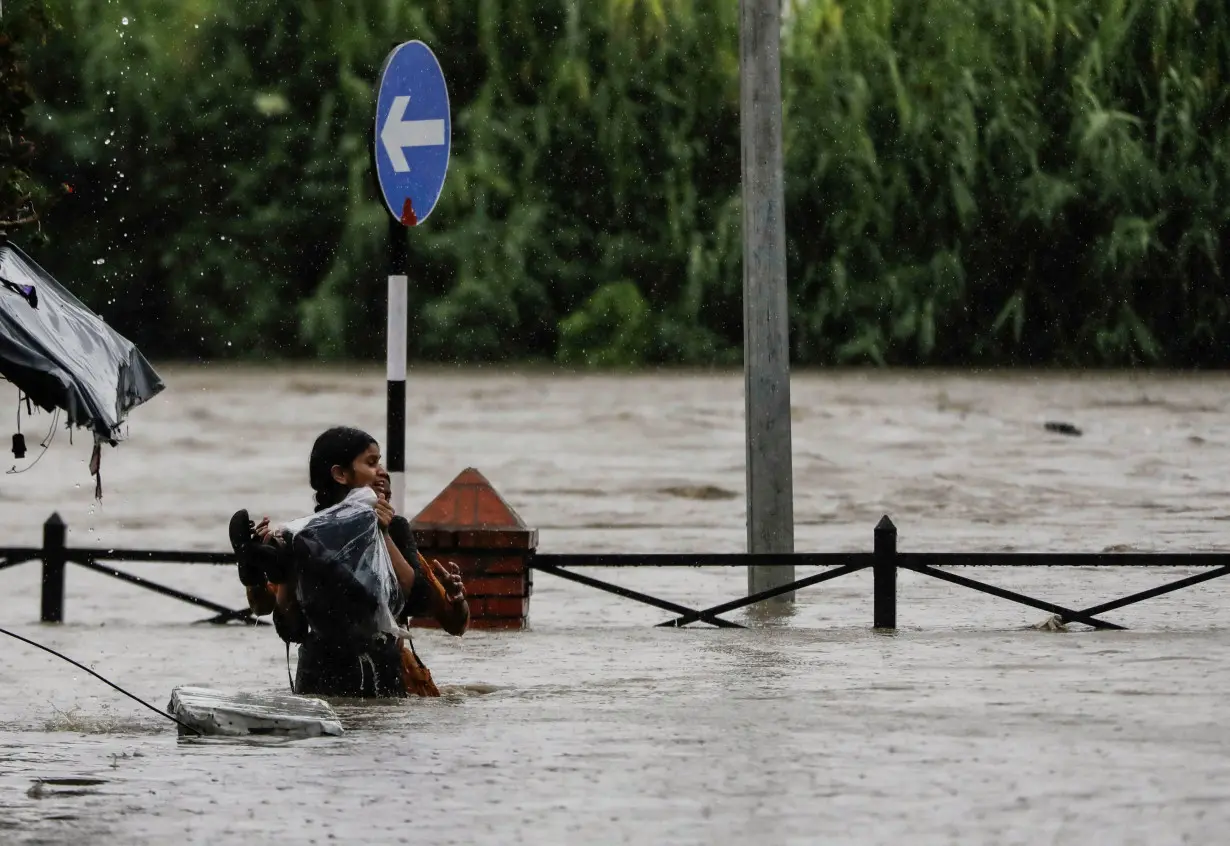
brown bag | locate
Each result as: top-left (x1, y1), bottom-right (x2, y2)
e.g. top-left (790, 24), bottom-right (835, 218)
top-left (396, 551), bottom-right (452, 697)
top-left (398, 637), bottom-right (440, 697)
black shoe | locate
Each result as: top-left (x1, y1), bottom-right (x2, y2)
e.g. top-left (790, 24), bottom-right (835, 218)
top-left (229, 509), bottom-right (267, 588)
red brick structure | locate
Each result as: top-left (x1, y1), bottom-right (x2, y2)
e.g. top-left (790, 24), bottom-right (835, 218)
top-left (409, 468), bottom-right (534, 630)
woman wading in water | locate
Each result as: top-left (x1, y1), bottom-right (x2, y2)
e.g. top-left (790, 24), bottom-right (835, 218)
top-left (229, 426), bottom-right (469, 698)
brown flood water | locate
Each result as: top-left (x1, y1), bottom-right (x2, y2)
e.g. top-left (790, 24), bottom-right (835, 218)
top-left (2, 366), bottom-right (1229, 845)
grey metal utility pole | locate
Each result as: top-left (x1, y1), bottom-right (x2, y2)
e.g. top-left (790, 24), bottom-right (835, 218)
top-left (739, 0), bottom-right (796, 604)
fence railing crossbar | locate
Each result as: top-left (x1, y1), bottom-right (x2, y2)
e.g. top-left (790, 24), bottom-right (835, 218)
top-left (656, 562), bottom-right (870, 628)
top-left (530, 562), bottom-right (743, 628)
top-left (901, 562), bottom-right (1123, 630)
top-left (72, 556), bottom-right (260, 626)
top-left (0, 551), bottom-right (39, 572)
top-left (1062, 565), bottom-right (1230, 623)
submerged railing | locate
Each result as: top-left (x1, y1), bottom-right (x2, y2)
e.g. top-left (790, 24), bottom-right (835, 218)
top-left (3, 513), bottom-right (1229, 631)
top-left (1, 514), bottom-right (257, 626)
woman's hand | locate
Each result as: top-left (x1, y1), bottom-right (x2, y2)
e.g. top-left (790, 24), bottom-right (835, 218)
top-left (431, 559), bottom-right (466, 604)
top-left (374, 498), bottom-right (395, 531)
top-left (255, 517), bottom-right (291, 553)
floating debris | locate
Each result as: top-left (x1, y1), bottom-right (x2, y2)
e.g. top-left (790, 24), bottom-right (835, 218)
top-left (1031, 614), bottom-right (1070, 632)
top-left (660, 485), bottom-right (737, 501)
top-left (27, 777), bottom-right (108, 799)
top-left (168, 686), bottom-right (343, 738)
top-left (1044, 421), bottom-right (1082, 437)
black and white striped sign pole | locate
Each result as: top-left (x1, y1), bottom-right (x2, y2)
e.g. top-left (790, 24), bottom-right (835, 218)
top-left (386, 221), bottom-right (409, 516)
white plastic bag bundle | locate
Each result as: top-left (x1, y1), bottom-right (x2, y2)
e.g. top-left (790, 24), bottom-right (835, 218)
top-left (280, 487), bottom-right (405, 642)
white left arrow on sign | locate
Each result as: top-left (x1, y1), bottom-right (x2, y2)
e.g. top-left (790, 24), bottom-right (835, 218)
top-left (380, 96), bottom-right (445, 173)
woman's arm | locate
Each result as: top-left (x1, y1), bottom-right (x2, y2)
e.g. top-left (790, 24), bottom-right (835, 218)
top-left (272, 581), bottom-right (308, 643)
top-left (383, 530), bottom-right (418, 596)
top-left (431, 589), bottom-right (470, 637)
top-left (423, 557), bottom-right (470, 637)
top-left (386, 516), bottom-right (468, 636)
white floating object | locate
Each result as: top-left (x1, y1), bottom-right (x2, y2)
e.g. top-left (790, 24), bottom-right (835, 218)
top-left (1030, 614), bottom-right (1070, 632)
top-left (167, 686), bottom-right (344, 738)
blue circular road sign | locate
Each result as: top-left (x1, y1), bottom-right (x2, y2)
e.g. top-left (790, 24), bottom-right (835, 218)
top-left (373, 41), bottom-right (452, 227)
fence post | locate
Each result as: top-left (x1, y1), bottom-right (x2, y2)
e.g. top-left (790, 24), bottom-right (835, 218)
top-left (40, 512), bottom-right (67, 624)
top-left (873, 515), bottom-right (897, 630)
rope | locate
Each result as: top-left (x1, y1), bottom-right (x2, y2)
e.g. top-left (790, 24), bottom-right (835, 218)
top-left (0, 625), bottom-right (202, 735)
top-left (285, 641), bottom-right (295, 694)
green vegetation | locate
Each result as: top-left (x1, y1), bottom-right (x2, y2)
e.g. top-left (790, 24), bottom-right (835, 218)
top-left (12, 0), bottom-right (1230, 367)
top-left (0, 1), bottom-right (62, 234)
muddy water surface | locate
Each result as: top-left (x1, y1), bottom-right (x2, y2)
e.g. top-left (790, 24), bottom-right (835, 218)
top-left (2, 366), bottom-right (1229, 845)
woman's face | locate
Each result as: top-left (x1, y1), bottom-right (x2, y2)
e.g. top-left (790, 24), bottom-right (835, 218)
top-left (333, 443), bottom-right (390, 499)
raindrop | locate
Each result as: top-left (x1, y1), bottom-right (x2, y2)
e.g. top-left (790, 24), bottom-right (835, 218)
top-left (93, 259), bottom-right (106, 265)
top-left (122, 16), bottom-right (129, 25)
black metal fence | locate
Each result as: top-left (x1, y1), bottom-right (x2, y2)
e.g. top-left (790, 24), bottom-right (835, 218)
top-left (3, 513), bottom-right (1229, 629)
top-left (1, 514), bottom-right (254, 626)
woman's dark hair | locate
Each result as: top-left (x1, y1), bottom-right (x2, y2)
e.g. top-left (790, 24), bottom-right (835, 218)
top-left (309, 426), bottom-right (378, 511)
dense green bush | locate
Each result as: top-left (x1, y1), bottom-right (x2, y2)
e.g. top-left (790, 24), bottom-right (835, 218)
top-left (0, 0), bottom-right (61, 235)
top-left (14, 0), bottom-right (1230, 367)
top-left (783, 0), bottom-right (1230, 366)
